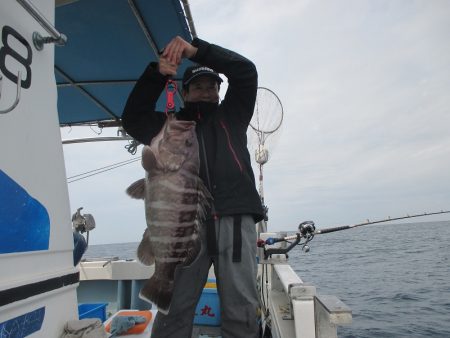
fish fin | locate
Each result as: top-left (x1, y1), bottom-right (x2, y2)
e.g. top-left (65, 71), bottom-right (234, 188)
top-left (183, 236), bottom-right (201, 267)
top-left (126, 179), bottom-right (146, 199)
top-left (142, 146), bottom-right (158, 172)
top-left (137, 228), bottom-right (155, 265)
top-left (139, 276), bottom-right (174, 313)
top-left (197, 179), bottom-right (213, 221)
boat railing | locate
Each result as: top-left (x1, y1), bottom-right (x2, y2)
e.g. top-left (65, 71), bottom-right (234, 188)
top-left (258, 229), bottom-right (352, 338)
top-left (263, 260), bottom-right (352, 338)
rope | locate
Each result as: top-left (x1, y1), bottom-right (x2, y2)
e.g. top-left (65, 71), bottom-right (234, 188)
top-left (67, 157), bottom-right (141, 183)
top-left (125, 139), bottom-right (140, 155)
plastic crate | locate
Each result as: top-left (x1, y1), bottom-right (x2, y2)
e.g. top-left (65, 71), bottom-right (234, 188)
top-left (194, 279), bottom-right (221, 326)
top-left (78, 303), bottom-right (107, 322)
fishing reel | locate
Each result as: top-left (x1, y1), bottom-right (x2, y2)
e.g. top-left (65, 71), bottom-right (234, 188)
top-left (72, 207), bottom-right (96, 234)
top-left (298, 221), bottom-right (315, 253)
top-left (71, 207), bottom-right (95, 265)
top-left (257, 220), bottom-right (316, 259)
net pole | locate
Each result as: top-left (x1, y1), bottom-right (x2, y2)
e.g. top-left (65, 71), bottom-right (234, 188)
top-left (259, 163), bottom-right (264, 205)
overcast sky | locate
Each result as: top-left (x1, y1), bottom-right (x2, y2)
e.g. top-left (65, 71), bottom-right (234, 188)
top-left (62, 0), bottom-right (450, 245)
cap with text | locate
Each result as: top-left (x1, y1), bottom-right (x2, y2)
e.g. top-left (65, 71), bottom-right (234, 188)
top-left (182, 65), bottom-right (223, 87)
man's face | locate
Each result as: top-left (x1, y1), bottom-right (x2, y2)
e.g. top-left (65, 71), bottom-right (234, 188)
top-left (183, 76), bottom-right (219, 103)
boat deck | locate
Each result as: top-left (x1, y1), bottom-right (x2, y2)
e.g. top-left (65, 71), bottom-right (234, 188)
top-left (78, 256), bottom-right (351, 338)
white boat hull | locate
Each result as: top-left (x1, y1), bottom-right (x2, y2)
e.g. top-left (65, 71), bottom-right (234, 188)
top-left (0, 1), bottom-right (79, 336)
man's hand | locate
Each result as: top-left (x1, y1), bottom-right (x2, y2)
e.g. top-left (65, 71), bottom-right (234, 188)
top-left (158, 56), bottom-right (177, 76)
top-left (162, 36), bottom-right (198, 65)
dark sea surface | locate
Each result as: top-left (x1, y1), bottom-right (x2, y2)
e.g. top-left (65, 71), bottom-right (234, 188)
top-left (84, 221), bottom-right (450, 337)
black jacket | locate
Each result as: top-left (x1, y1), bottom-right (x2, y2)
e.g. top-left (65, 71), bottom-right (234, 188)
top-left (122, 38), bottom-right (264, 223)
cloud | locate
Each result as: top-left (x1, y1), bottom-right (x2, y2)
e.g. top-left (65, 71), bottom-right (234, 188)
top-left (63, 0), bottom-right (450, 244)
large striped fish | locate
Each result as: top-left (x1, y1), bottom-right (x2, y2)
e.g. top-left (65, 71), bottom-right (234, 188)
top-left (126, 114), bottom-right (211, 314)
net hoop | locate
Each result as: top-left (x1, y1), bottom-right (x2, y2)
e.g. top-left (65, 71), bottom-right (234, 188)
top-left (250, 87), bottom-right (284, 135)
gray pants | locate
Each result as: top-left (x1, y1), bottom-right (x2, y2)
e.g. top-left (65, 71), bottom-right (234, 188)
top-left (151, 215), bottom-right (260, 338)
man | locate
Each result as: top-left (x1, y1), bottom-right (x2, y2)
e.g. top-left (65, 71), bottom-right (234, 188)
top-left (122, 36), bottom-right (264, 338)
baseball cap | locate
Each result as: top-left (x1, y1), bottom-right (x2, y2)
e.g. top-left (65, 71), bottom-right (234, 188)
top-left (182, 65), bottom-right (223, 87)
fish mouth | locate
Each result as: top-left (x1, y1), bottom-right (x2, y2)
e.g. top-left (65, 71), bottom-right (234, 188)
top-left (170, 120), bottom-right (196, 131)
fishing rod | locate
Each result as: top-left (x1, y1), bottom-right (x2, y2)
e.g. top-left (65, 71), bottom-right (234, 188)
top-left (258, 210), bottom-right (450, 259)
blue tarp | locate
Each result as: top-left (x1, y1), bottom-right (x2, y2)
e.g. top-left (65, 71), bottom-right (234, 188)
top-left (55, 0), bottom-right (194, 125)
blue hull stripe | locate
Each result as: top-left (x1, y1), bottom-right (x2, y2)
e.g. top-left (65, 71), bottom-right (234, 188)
top-left (0, 307), bottom-right (45, 337)
top-left (0, 170), bottom-right (50, 254)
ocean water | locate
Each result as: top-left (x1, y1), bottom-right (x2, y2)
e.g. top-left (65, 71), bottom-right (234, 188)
top-left (84, 221), bottom-right (450, 337)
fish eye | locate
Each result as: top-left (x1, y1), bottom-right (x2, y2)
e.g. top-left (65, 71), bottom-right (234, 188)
top-left (185, 139), bottom-right (192, 147)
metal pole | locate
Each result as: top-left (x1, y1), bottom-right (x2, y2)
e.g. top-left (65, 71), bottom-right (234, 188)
top-left (16, 0), bottom-right (67, 46)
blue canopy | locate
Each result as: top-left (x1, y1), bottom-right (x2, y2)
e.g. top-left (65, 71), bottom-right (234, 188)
top-left (55, 0), bottom-right (195, 126)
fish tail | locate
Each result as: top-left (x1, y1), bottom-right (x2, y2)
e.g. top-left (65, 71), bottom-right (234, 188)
top-left (139, 276), bottom-right (174, 314)
top-left (137, 228), bottom-right (155, 265)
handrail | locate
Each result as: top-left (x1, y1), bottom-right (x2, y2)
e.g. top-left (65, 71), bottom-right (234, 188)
top-left (62, 136), bottom-right (133, 145)
top-left (128, 0), bottom-right (159, 55)
top-left (181, 0), bottom-right (197, 38)
top-left (0, 71), bottom-right (22, 115)
top-left (16, 0), bottom-right (67, 48)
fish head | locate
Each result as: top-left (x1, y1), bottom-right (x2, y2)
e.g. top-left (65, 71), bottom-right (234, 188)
top-left (143, 116), bottom-right (198, 173)
top-left (165, 118), bottom-right (197, 151)
top-left (160, 118), bottom-right (198, 170)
